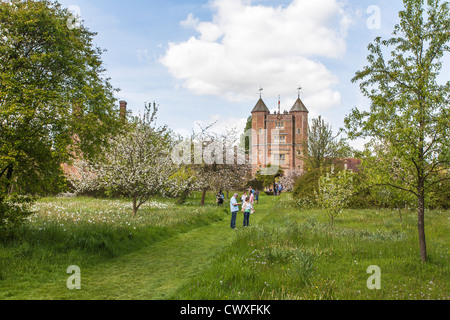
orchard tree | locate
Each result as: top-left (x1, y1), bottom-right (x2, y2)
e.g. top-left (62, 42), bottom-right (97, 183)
top-left (70, 103), bottom-right (192, 215)
top-left (345, 0), bottom-right (450, 262)
top-left (189, 123), bottom-right (251, 206)
top-left (316, 166), bottom-right (354, 226)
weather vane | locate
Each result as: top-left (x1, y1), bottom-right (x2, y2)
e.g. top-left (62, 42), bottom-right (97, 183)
top-left (297, 85), bottom-right (302, 98)
top-left (258, 87), bottom-right (264, 98)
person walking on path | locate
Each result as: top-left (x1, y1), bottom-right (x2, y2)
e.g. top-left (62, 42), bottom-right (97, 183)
top-left (242, 197), bottom-right (254, 227)
top-left (230, 193), bottom-right (241, 229)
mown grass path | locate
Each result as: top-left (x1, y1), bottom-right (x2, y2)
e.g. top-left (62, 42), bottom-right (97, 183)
top-left (23, 199), bottom-right (274, 300)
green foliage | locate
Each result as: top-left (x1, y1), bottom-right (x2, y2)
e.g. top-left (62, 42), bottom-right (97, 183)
top-left (255, 164), bottom-right (283, 188)
top-left (317, 167), bottom-right (355, 225)
top-left (244, 178), bottom-right (264, 191)
top-left (427, 178), bottom-right (450, 209)
top-left (239, 116), bottom-right (252, 155)
top-left (0, 195), bottom-right (35, 231)
top-left (301, 116), bottom-right (354, 170)
top-left (345, 0), bottom-right (450, 261)
top-left (0, 0), bottom-right (122, 200)
top-left (292, 165), bottom-right (344, 208)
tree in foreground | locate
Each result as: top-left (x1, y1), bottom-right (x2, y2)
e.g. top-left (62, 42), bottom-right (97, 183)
top-left (0, 0), bottom-right (121, 228)
top-left (345, 0), bottom-right (450, 262)
top-left (70, 103), bottom-right (192, 215)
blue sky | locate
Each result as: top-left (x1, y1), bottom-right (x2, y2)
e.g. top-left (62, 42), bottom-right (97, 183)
top-left (58, 0), bottom-right (409, 149)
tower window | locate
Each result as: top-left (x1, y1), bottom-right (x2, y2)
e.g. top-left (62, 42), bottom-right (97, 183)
top-left (275, 122), bottom-right (284, 129)
top-left (273, 154), bottom-right (286, 165)
top-left (297, 128), bottom-right (301, 134)
top-left (273, 135), bottom-right (286, 143)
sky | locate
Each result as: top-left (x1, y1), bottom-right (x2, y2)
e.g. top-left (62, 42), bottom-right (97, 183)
top-left (58, 0), bottom-right (410, 150)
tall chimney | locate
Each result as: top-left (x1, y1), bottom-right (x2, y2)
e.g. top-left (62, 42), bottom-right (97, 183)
top-left (119, 100), bottom-right (127, 121)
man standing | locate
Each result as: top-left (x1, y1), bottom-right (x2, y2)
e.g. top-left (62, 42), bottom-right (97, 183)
top-left (230, 193), bottom-right (241, 229)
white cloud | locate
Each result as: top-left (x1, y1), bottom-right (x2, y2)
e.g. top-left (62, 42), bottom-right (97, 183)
top-left (160, 0), bottom-right (352, 111)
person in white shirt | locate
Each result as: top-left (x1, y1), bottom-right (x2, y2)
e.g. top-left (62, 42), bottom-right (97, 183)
top-left (230, 193), bottom-right (241, 229)
top-left (242, 197), bottom-right (255, 227)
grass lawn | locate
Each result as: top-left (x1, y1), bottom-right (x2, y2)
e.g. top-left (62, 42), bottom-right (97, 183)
top-left (0, 192), bottom-right (448, 300)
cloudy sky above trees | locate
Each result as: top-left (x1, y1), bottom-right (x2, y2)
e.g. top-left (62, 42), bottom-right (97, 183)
top-left (59, 0), bottom-right (411, 148)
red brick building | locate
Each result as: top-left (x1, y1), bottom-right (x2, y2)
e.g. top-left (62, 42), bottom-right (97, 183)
top-left (251, 94), bottom-right (309, 175)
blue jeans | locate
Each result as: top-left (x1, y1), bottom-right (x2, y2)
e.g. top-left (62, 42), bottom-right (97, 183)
top-left (243, 211), bottom-right (250, 227)
top-left (231, 211), bottom-right (238, 229)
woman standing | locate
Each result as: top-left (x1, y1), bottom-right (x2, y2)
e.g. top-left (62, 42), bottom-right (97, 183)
top-left (242, 197), bottom-right (254, 227)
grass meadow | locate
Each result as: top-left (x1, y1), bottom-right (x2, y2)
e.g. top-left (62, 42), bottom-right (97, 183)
top-left (0, 192), bottom-right (448, 300)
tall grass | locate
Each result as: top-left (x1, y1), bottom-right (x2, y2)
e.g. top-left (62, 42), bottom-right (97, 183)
top-left (0, 192), bottom-right (448, 300)
top-left (0, 194), bottom-right (227, 296)
top-left (171, 194), bottom-right (449, 300)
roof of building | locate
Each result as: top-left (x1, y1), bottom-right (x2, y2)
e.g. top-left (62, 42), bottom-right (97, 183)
top-left (252, 98), bottom-right (270, 113)
top-left (290, 98), bottom-right (309, 113)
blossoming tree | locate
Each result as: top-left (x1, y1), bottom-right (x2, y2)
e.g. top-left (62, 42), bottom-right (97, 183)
top-left (70, 103), bottom-right (192, 215)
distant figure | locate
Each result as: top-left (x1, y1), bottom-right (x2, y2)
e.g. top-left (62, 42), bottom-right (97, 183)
top-left (241, 192), bottom-right (247, 203)
top-left (230, 193), bottom-right (241, 230)
top-left (254, 189), bottom-right (260, 204)
top-left (216, 190), bottom-right (224, 206)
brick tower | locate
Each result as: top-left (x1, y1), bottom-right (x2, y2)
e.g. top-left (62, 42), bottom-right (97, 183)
top-left (251, 90), bottom-right (308, 175)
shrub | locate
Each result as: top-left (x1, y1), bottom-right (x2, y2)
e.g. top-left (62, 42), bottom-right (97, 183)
top-left (0, 195), bottom-right (35, 231)
top-left (292, 165), bottom-right (343, 206)
top-left (427, 179), bottom-right (450, 209)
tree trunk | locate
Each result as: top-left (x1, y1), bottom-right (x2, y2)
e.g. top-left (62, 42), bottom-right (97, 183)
top-left (5, 165), bottom-right (14, 195)
top-left (417, 110), bottom-right (427, 263)
top-left (132, 194), bottom-right (138, 216)
top-left (200, 189), bottom-right (207, 206)
top-left (417, 188), bottom-right (427, 262)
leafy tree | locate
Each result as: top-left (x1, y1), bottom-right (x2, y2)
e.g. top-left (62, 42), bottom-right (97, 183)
top-left (302, 116), bottom-right (353, 170)
top-left (292, 164), bottom-right (345, 208)
top-left (0, 0), bottom-right (121, 197)
top-left (345, 0), bottom-right (450, 262)
top-left (316, 166), bottom-right (354, 226)
top-left (239, 116), bottom-right (252, 155)
top-left (255, 164), bottom-right (284, 191)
